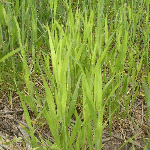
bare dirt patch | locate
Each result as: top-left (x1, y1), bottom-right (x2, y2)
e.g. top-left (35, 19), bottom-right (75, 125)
top-left (0, 90), bottom-right (149, 149)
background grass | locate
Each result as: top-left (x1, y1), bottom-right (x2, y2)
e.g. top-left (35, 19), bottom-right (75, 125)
top-left (0, 0), bottom-right (150, 149)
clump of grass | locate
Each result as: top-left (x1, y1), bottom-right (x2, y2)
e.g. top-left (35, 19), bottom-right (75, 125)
top-left (0, 0), bottom-right (149, 149)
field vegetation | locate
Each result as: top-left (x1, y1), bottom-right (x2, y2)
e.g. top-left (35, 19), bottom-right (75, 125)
top-left (0, 0), bottom-right (150, 149)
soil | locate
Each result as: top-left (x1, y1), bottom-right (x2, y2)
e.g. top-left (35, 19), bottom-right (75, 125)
top-left (0, 89), bottom-right (149, 150)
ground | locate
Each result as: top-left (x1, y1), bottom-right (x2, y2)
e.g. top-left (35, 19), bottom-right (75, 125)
top-left (0, 89), bottom-right (148, 149)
